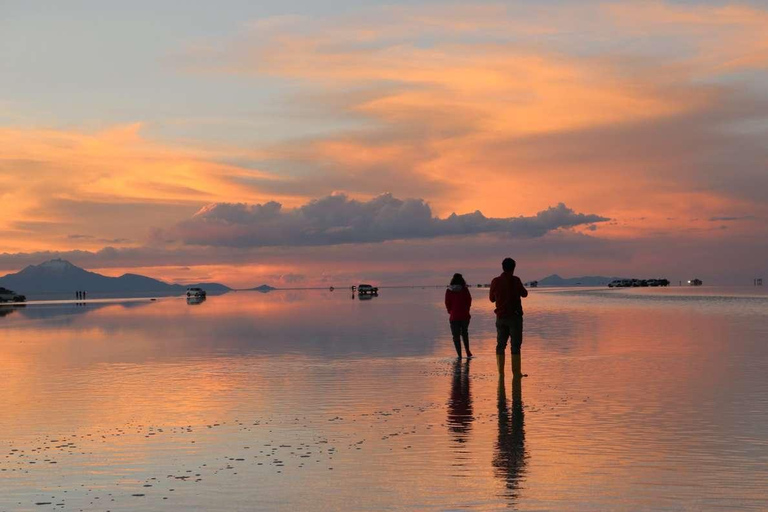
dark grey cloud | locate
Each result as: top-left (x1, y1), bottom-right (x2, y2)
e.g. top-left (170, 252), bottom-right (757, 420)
top-left (708, 215), bottom-right (756, 222)
top-left (170, 193), bottom-right (609, 248)
top-left (67, 234), bottom-right (133, 243)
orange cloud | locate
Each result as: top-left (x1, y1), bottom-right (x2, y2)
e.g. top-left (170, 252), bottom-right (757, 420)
top-left (0, 125), bottom-right (289, 252)
top-left (180, 1), bottom-right (767, 236)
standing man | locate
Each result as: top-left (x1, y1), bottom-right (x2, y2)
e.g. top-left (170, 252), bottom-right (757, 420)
top-left (490, 258), bottom-right (529, 377)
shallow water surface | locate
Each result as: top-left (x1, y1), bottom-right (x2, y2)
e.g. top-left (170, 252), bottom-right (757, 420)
top-left (1, 287), bottom-right (767, 511)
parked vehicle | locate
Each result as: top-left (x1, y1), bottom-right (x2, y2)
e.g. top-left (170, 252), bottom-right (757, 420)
top-left (0, 287), bottom-right (26, 303)
top-left (608, 278), bottom-right (669, 288)
top-left (186, 287), bottom-right (207, 298)
top-left (357, 284), bottom-right (379, 296)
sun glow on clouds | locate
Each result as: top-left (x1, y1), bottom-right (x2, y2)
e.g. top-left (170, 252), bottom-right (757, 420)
top-left (1, 0), bottom-right (767, 283)
top-left (0, 124), bottom-right (285, 252)
top-left (185, 0), bottom-right (768, 225)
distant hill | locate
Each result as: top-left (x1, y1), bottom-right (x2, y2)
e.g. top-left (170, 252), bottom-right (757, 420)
top-left (537, 274), bottom-right (626, 287)
top-left (251, 284), bottom-right (277, 293)
top-left (0, 259), bottom-right (231, 297)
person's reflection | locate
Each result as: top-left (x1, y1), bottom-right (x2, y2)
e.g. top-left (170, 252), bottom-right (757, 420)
top-left (447, 359), bottom-right (474, 448)
top-left (493, 375), bottom-right (527, 502)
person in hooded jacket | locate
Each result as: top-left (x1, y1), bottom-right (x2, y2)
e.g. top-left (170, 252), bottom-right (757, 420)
top-left (445, 273), bottom-right (473, 358)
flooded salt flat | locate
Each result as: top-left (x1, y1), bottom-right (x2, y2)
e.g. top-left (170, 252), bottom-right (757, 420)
top-left (1, 287), bottom-right (767, 511)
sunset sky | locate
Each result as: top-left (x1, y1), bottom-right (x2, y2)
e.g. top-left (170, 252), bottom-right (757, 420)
top-left (2, 0), bottom-right (767, 286)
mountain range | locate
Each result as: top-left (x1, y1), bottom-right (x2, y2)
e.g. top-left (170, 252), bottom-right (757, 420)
top-left (0, 259), bottom-right (231, 298)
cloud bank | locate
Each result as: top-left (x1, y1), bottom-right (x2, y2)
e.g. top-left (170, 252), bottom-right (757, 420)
top-left (170, 193), bottom-right (608, 247)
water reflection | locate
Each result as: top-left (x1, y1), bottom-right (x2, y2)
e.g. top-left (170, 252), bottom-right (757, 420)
top-left (0, 306), bottom-right (17, 318)
top-left (493, 376), bottom-right (527, 502)
top-left (447, 359), bottom-right (473, 447)
top-left (187, 295), bottom-right (206, 305)
top-left (0, 292), bottom-right (444, 360)
top-left (2, 288), bottom-right (768, 510)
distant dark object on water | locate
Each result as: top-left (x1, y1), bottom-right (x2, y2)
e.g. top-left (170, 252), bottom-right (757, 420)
top-left (0, 287), bottom-right (26, 303)
top-left (525, 280), bottom-right (538, 288)
top-left (357, 284), bottom-right (378, 296)
top-left (329, 286), bottom-right (335, 291)
top-left (187, 295), bottom-right (206, 305)
top-left (688, 279), bottom-right (703, 286)
top-left (754, 278), bottom-right (763, 286)
top-left (608, 278), bottom-right (670, 288)
top-left (186, 287), bottom-right (207, 298)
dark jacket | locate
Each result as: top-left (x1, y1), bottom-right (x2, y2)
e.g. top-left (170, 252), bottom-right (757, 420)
top-left (489, 272), bottom-right (528, 318)
top-left (445, 285), bottom-right (472, 322)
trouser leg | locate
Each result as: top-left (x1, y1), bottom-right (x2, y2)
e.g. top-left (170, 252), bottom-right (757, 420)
top-left (510, 315), bottom-right (523, 355)
top-left (461, 320), bottom-right (471, 355)
top-left (450, 321), bottom-right (462, 357)
top-left (496, 319), bottom-right (510, 355)
top-left (511, 315), bottom-right (525, 377)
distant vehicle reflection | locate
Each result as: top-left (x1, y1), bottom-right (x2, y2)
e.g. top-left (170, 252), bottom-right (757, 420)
top-left (186, 295), bottom-right (206, 305)
top-left (0, 306), bottom-right (18, 318)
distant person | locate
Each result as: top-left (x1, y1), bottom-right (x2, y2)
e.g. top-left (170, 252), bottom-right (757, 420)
top-left (445, 273), bottom-right (473, 358)
top-left (490, 258), bottom-right (528, 377)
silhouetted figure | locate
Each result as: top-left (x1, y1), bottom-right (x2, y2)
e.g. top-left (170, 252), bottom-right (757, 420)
top-left (490, 258), bottom-right (528, 377)
top-left (445, 273), bottom-right (472, 358)
top-left (75, 291), bottom-right (80, 301)
top-left (447, 359), bottom-right (474, 448)
top-left (493, 376), bottom-right (526, 502)
top-left (83, 290), bottom-right (87, 301)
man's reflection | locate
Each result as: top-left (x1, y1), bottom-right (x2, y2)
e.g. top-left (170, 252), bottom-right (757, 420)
top-left (493, 376), bottom-right (527, 501)
top-left (447, 359), bottom-right (474, 448)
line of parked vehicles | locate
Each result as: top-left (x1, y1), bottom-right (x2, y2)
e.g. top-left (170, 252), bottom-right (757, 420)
top-left (608, 278), bottom-right (670, 288)
top-left (0, 287), bottom-right (26, 303)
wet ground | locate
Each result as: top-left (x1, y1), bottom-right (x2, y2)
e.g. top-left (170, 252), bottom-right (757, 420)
top-left (1, 287), bottom-right (767, 511)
